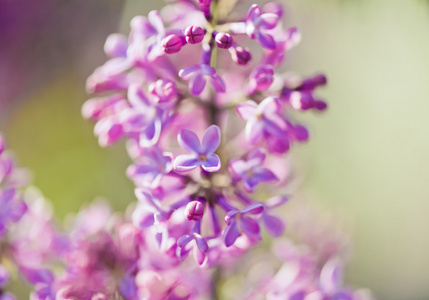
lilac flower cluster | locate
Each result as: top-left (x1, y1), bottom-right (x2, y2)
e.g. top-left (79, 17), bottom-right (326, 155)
top-left (240, 204), bottom-right (375, 300)
top-left (0, 1), bottom-right (375, 299)
top-left (83, 0), bottom-right (327, 268)
top-left (242, 239), bottom-right (375, 300)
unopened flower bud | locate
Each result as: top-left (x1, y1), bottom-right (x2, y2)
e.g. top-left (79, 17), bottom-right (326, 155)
top-left (185, 200), bottom-right (204, 221)
top-left (162, 34), bottom-right (183, 54)
top-left (230, 46), bottom-right (252, 65)
top-left (215, 32), bottom-right (233, 49)
top-left (184, 26), bottom-right (205, 44)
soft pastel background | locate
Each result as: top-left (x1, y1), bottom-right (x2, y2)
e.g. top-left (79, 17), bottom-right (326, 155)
top-left (1, 0), bottom-right (428, 299)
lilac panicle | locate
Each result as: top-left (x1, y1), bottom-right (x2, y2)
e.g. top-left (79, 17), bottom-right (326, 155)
top-left (81, 0), bottom-right (331, 273)
top-left (0, 0), bottom-right (377, 299)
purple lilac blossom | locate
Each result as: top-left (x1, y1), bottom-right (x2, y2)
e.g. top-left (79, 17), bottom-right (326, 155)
top-left (0, 0), bottom-right (377, 299)
top-left (81, 0), bottom-right (328, 270)
top-left (174, 125), bottom-right (221, 172)
top-left (229, 148), bottom-right (278, 192)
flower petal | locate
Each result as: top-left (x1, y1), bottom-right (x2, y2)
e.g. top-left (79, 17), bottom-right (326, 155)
top-left (258, 32), bottom-right (276, 50)
top-left (236, 101), bottom-right (257, 121)
top-left (264, 114), bottom-right (288, 136)
top-left (139, 118), bottom-right (162, 147)
top-left (240, 202), bottom-right (264, 215)
top-left (194, 234), bottom-right (209, 253)
top-left (246, 4), bottom-right (261, 23)
top-left (263, 214), bottom-right (285, 237)
top-left (132, 206), bottom-right (155, 228)
top-left (177, 234), bottom-right (194, 247)
top-left (223, 221), bottom-right (241, 247)
top-left (148, 10), bottom-right (164, 34)
top-left (208, 74), bottom-right (226, 93)
top-left (258, 97), bottom-right (281, 114)
top-left (128, 83), bottom-right (151, 107)
top-left (178, 129), bottom-right (201, 153)
top-left (256, 13), bottom-right (279, 30)
top-left (229, 159), bottom-right (248, 178)
top-left (245, 119), bottom-right (264, 144)
top-left (201, 125), bottom-right (221, 154)
top-left (239, 216), bottom-right (260, 238)
top-left (189, 73), bottom-right (207, 96)
top-left (174, 154), bottom-right (200, 172)
top-left (193, 245), bottom-right (207, 266)
top-left (267, 136), bottom-right (290, 154)
top-left (179, 65), bottom-right (201, 80)
top-left (320, 258), bottom-right (344, 295)
top-left (254, 167), bottom-right (278, 182)
top-left (248, 148), bottom-right (266, 163)
top-left (266, 195), bottom-right (288, 208)
top-left (201, 154), bottom-right (221, 172)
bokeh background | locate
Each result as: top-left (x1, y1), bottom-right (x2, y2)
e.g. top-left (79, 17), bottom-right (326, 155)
top-left (1, 0), bottom-right (429, 299)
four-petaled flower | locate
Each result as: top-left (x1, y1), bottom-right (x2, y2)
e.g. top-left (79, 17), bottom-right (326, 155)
top-left (179, 64), bottom-right (226, 97)
top-left (236, 96), bottom-right (287, 145)
top-left (246, 4), bottom-right (279, 49)
top-left (177, 231), bottom-right (209, 266)
top-left (127, 146), bottom-right (173, 188)
top-left (229, 148), bottom-right (278, 192)
top-left (223, 203), bottom-right (264, 247)
top-left (174, 125), bottom-right (221, 172)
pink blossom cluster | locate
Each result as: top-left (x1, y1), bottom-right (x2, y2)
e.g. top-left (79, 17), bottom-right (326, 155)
top-left (0, 1), bottom-right (375, 299)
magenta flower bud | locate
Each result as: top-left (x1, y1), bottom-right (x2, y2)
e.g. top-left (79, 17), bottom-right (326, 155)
top-left (162, 34), bottom-right (183, 54)
top-left (185, 201), bottom-right (205, 221)
top-left (198, 0), bottom-right (212, 4)
top-left (215, 32), bottom-right (233, 49)
top-left (184, 26), bottom-right (205, 44)
top-left (230, 46), bottom-right (252, 65)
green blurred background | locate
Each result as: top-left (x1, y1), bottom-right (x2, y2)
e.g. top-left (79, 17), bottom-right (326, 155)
top-left (1, 0), bottom-right (429, 299)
